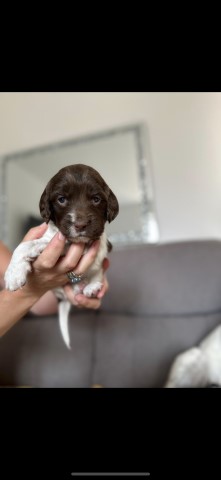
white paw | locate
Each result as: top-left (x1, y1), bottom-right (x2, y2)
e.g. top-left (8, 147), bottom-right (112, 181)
top-left (4, 238), bottom-right (48, 291)
top-left (30, 240), bottom-right (48, 257)
top-left (4, 261), bottom-right (32, 291)
top-left (83, 281), bottom-right (103, 298)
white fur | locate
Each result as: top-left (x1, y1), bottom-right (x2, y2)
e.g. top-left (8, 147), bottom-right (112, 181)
top-left (58, 300), bottom-right (72, 349)
top-left (165, 324), bottom-right (221, 387)
top-left (4, 221), bottom-right (108, 349)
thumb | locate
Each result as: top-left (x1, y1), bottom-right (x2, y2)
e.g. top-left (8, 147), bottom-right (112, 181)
top-left (22, 223), bottom-right (48, 241)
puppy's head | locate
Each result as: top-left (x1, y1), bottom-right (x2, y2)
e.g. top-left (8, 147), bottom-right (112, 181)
top-left (39, 164), bottom-right (119, 243)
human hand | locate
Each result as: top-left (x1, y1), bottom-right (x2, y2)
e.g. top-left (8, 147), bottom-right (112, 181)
top-left (63, 257), bottom-right (110, 309)
top-left (23, 223), bottom-right (102, 297)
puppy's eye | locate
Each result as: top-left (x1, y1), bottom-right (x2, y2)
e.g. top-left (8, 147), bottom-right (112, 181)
top-left (57, 196), bottom-right (67, 205)
top-left (92, 195), bottom-right (101, 205)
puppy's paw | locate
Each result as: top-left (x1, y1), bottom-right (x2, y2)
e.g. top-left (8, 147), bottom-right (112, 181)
top-left (83, 281), bottom-right (103, 298)
top-left (4, 261), bottom-right (32, 291)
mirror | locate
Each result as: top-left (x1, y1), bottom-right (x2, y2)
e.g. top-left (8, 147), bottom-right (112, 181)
top-left (0, 123), bottom-right (159, 250)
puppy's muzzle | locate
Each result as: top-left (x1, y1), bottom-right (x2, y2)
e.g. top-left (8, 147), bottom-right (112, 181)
top-left (74, 220), bottom-right (89, 232)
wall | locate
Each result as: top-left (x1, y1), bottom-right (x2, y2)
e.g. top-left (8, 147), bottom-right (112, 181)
top-left (0, 92), bottom-right (221, 243)
top-left (4, 129), bottom-right (143, 247)
top-left (6, 162), bottom-right (44, 248)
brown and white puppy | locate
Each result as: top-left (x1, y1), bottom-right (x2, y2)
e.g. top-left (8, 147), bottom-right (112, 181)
top-left (5, 164), bottom-right (119, 348)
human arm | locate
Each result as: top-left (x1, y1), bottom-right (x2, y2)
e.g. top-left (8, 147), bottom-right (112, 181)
top-left (0, 242), bottom-right (12, 289)
top-left (0, 236), bottom-right (60, 315)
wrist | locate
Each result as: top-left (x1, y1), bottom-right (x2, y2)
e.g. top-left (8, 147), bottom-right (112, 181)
top-left (21, 282), bottom-right (47, 303)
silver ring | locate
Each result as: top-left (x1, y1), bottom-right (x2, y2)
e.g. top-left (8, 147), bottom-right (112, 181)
top-left (66, 271), bottom-right (84, 284)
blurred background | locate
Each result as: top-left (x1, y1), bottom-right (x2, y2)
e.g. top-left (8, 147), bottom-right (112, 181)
top-left (0, 92), bottom-right (221, 248)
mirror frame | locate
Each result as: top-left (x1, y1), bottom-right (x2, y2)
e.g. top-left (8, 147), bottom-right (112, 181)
top-left (0, 123), bottom-right (159, 247)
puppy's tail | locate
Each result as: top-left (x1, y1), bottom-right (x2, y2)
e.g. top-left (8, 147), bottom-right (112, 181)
top-left (58, 300), bottom-right (72, 349)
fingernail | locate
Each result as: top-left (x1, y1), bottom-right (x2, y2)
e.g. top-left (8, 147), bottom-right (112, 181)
top-left (58, 231), bottom-right (66, 240)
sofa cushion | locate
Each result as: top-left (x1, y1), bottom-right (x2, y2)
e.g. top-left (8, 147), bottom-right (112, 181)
top-left (1, 309), bottom-right (221, 387)
top-left (92, 310), bottom-right (221, 388)
top-left (2, 240), bottom-right (221, 388)
top-left (0, 311), bottom-right (98, 388)
top-left (103, 241), bottom-right (221, 317)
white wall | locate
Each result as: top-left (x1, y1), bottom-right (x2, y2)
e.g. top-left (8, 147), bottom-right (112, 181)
top-left (6, 161), bottom-right (44, 248)
top-left (4, 130), bottom-right (143, 247)
top-left (1, 92), bottom-right (221, 243)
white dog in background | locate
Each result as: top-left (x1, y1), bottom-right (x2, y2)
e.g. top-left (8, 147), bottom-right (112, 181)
top-left (165, 324), bottom-right (221, 388)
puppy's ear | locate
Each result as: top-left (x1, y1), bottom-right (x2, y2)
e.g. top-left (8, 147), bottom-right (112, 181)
top-left (106, 187), bottom-right (119, 223)
top-left (39, 185), bottom-right (53, 223)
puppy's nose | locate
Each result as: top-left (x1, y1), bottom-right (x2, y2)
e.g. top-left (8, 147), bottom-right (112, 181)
top-left (74, 221), bottom-right (88, 231)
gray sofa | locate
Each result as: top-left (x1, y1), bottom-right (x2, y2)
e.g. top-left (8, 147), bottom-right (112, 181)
top-left (1, 239), bottom-right (221, 388)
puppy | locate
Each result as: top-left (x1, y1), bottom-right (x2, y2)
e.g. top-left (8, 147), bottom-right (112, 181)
top-left (4, 164), bottom-right (119, 348)
top-left (165, 324), bottom-right (221, 388)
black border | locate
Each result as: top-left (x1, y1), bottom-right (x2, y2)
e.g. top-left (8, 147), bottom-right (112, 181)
top-left (1, 31), bottom-right (220, 477)
top-left (1, 38), bottom-right (219, 93)
top-left (1, 388), bottom-right (220, 479)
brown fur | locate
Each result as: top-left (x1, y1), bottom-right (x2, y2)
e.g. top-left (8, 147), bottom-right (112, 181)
top-left (39, 164), bottom-right (119, 244)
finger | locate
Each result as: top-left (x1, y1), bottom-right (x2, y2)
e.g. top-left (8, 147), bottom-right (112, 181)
top-left (63, 284), bottom-right (81, 306)
top-left (72, 240), bottom-right (101, 275)
top-left (63, 284), bottom-right (101, 309)
top-left (97, 276), bottom-right (109, 298)
top-left (33, 231), bottom-right (67, 270)
top-left (74, 294), bottom-right (101, 309)
top-left (23, 223), bottom-right (48, 241)
top-left (57, 241), bottom-right (85, 274)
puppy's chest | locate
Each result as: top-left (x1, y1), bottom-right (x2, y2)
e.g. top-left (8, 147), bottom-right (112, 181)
top-left (45, 221), bottom-right (108, 285)
top-left (83, 232), bottom-right (108, 278)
